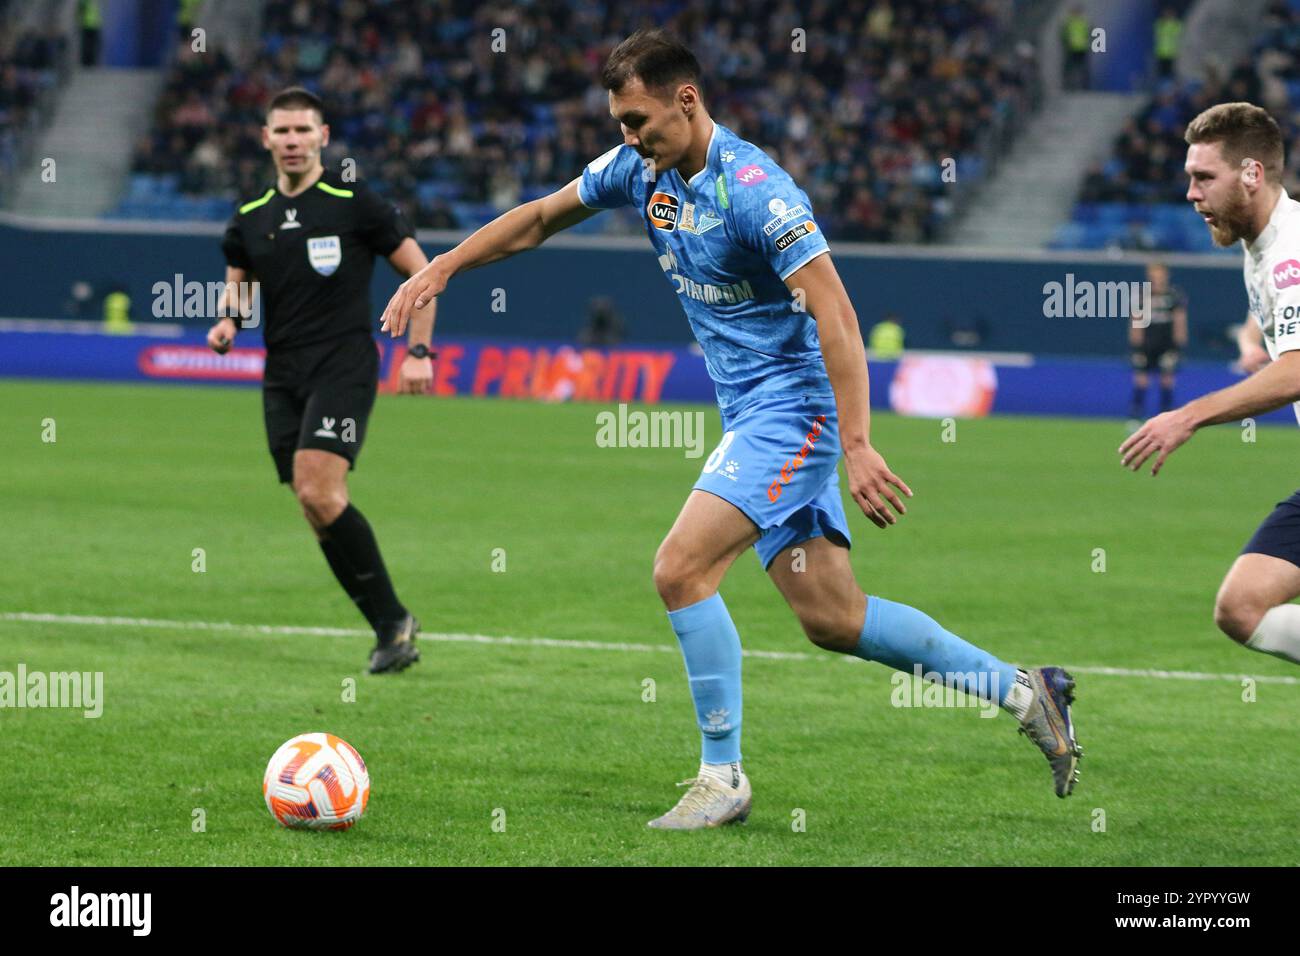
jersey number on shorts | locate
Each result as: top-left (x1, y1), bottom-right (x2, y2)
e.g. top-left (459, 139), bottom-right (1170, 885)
top-left (703, 431), bottom-right (737, 474)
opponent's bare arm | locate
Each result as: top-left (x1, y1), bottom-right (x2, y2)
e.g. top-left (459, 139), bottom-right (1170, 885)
top-left (380, 179), bottom-right (598, 337)
top-left (786, 252), bottom-right (912, 528)
top-left (206, 265), bottom-right (250, 353)
top-left (1238, 315), bottom-right (1270, 372)
top-left (386, 237), bottom-right (438, 394)
top-left (1120, 350), bottom-right (1300, 475)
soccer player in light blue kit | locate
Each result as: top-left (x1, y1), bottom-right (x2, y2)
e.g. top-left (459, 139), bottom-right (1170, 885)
top-left (382, 30), bottom-right (1081, 828)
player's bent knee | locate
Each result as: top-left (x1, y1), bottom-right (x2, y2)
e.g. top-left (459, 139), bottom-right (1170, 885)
top-left (1213, 594), bottom-right (1262, 644)
top-left (293, 479), bottom-right (347, 529)
top-left (652, 545), bottom-right (711, 609)
top-left (799, 612), bottom-right (859, 653)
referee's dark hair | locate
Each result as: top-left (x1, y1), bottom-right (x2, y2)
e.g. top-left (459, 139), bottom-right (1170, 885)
top-left (601, 29), bottom-right (701, 100)
top-left (265, 86), bottom-right (325, 123)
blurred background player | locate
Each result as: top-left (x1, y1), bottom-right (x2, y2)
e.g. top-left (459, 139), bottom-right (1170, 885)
top-left (1122, 102), bottom-right (1300, 671)
top-left (868, 311), bottom-right (905, 360)
top-left (206, 86), bottom-right (436, 674)
top-left (382, 30), bottom-right (1081, 829)
top-left (1127, 261), bottom-right (1186, 422)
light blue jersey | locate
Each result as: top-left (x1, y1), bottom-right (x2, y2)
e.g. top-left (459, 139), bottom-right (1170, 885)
top-left (578, 122), bottom-right (832, 412)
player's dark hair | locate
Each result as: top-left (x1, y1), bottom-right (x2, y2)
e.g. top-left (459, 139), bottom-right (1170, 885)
top-left (600, 29), bottom-right (701, 100)
top-left (1185, 102), bottom-right (1283, 182)
top-left (265, 86), bottom-right (325, 123)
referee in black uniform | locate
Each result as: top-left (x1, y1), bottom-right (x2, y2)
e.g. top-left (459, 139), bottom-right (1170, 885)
top-left (1128, 261), bottom-right (1188, 422)
top-left (206, 87), bottom-right (435, 674)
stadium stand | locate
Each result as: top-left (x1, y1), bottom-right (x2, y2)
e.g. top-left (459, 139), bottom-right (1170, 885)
top-left (1053, 0), bottom-right (1300, 252)
top-left (109, 0), bottom-right (1042, 242)
top-left (0, 25), bottom-right (69, 206)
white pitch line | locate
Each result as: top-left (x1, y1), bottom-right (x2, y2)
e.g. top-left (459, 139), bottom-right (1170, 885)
top-left (2, 611), bottom-right (1298, 684)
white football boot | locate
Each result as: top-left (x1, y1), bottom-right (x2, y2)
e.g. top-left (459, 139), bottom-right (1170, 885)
top-left (647, 762), bottom-right (752, 830)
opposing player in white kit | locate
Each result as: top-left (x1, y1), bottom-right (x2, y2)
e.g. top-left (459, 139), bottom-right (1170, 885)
top-left (1122, 102), bottom-right (1300, 667)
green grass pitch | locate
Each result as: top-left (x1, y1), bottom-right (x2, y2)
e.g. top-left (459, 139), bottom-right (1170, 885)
top-left (1, 378), bottom-right (1297, 865)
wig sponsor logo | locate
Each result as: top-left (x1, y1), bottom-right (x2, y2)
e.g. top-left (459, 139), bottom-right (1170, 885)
top-left (767, 414), bottom-right (826, 502)
top-left (647, 191), bottom-right (679, 231)
top-left (0, 664), bottom-right (103, 718)
top-left (1273, 258), bottom-right (1300, 290)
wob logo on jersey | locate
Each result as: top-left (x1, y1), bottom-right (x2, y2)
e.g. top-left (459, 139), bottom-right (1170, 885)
top-left (1273, 258), bottom-right (1300, 290)
top-left (647, 192), bottom-right (679, 231)
top-left (307, 235), bottom-right (342, 276)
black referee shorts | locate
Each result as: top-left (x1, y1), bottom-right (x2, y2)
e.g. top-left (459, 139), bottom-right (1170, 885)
top-left (1131, 327), bottom-right (1179, 373)
top-left (1241, 490), bottom-right (1300, 569)
top-left (262, 333), bottom-right (379, 485)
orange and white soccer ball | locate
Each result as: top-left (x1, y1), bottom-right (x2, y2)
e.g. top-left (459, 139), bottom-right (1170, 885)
top-left (263, 732), bottom-right (370, 830)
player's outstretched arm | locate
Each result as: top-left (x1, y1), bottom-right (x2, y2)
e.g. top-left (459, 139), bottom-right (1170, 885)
top-left (380, 179), bottom-right (598, 337)
top-left (385, 237), bottom-right (439, 394)
top-left (786, 253), bottom-right (912, 528)
top-left (1120, 350), bottom-right (1300, 475)
top-left (206, 266), bottom-right (249, 354)
top-left (1237, 315), bottom-right (1270, 372)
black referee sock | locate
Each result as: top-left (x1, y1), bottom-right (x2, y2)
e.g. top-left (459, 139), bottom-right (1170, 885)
top-left (322, 504), bottom-right (408, 628)
top-left (1129, 384), bottom-right (1145, 420)
top-left (318, 536), bottom-right (379, 631)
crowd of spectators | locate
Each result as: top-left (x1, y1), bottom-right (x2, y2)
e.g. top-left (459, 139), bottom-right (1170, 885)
top-left (1077, 1), bottom-right (1300, 226)
top-left (0, 28), bottom-right (67, 197)
top-left (129, 0), bottom-right (1041, 242)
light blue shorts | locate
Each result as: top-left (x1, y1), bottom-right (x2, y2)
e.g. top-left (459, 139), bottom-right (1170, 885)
top-left (693, 393), bottom-right (852, 569)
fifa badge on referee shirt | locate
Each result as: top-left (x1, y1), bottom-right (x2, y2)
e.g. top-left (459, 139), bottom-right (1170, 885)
top-left (307, 236), bottom-right (342, 276)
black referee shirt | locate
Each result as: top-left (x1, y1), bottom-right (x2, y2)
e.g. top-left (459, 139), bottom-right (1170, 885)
top-left (222, 170), bottom-right (414, 350)
top-left (1143, 286), bottom-right (1186, 329)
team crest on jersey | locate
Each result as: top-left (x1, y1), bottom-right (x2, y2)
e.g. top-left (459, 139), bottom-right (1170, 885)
top-left (307, 236), bottom-right (342, 276)
top-left (677, 202), bottom-right (723, 237)
top-left (280, 208), bottom-right (302, 230)
top-left (693, 210), bottom-right (723, 235)
top-left (647, 192), bottom-right (679, 231)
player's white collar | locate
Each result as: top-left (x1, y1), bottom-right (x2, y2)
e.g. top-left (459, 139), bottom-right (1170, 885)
top-left (1246, 187), bottom-right (1291, 260)
top-left (683, 120), bottom-right (719, 189)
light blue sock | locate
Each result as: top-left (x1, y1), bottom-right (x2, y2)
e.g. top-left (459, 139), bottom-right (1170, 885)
top-left (856, 595), bottom-right (1019, 704)
top-left (666, 592), bottom-right (742, 764)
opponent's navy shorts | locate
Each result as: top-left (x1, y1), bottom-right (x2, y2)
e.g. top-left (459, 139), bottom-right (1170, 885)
top-left (262, 332), bottom-right (379, 484)
top-left (1241, 489), bottom-right (1300, 568)
top-left (693, 392), bottom-right (851, 569)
